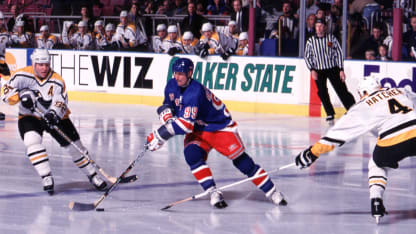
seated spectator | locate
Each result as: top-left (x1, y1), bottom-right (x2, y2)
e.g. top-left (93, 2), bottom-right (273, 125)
top-left (274, 1), bottom-right (298, 40)
top-left (235, 32), bottom-right (248, 56)
top-left (181, 2), bottom-right (208, 39)
top-left (403, 15), bottom-right (416, 60)
top-left (349, 0), bottom-right (380, 27)
top-left (196, 22), bottom-right (223, 58)
top-left (377, 44), bottom-right (390, 61)
top-left (161, 25), bottom-right (183, 56)
top-left (295, 0), bottom-right (319, 19)
top-left (144, 0), bottom-right (155, 14)
top-left (182, 31), bottom-right (198, 54)
top-left (97, 23), bottom-right (120, 51)
top-left (196, 2), bottom-right (206, 16)
top-left (231, 0), bottom-right (248, 33)
top-left (305, 13), bottom-right (316, 42)
top-left (70, 21), bottom-right (94, 50)
top-left (207, 0), bottom-right (230, 15)
top-left (359, 25), bottom-right (385, 58)
top-left (365, 49), bottom-right (377, 60)
top-left (36, 25), bottom-right (58, 49)
top-left (115, 10), bottom-right (147, 51)
top-left (152, 23), bottom-right (167, 53)
top-left (156, 0), bottom-right (174, 16)
top-left (10, 20), bottom-right (33, 48)
top-left (61, 21), bottom-right (77, 49)
top-left (173, 0), bottom-right (187, 15)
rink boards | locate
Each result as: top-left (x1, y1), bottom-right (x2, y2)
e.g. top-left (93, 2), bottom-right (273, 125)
top-left (5, 48), bottom-right (416, 116)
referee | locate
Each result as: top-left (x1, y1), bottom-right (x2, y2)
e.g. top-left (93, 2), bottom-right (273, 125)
top-left (304, 18), bottom-right (355, 123)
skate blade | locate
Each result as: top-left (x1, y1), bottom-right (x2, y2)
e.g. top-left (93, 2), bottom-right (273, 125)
top-left (374, 215), bottom-right (381, 224)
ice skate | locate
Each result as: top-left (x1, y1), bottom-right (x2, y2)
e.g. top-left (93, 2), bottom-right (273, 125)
top-left (371, 198), bottom-right (387, 224)
top-left (268, 189), bottom-right (288, 206)
top-left (42, 175), bottom-right (54, 195)
top-left (208, 187), bottom-right (228, 209)
top-left (88, 172), bottom-right (107, 191)
top-left (0, 112), bottom-right (5, 120)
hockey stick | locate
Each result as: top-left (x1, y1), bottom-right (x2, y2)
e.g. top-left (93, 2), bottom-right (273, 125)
top-left (161, 162), bottom-right (296, 210)
top-left (34, 106), bottom-right (137, 184)
top-left (69, 146), bottom-right (148, 211)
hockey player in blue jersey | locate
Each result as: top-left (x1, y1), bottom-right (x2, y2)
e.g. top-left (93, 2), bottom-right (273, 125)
top-left (146, 57), bottom-right (287, 208)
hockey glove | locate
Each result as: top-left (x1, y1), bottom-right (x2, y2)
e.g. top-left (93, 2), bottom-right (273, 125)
top-left (295, 146), bottom-right (318, 169)
top-left (167, 47), bottom-right (179, 56)
top-left (199, 49), bottom-right (208, 58)
top-left (146, 130), bottom-right (165, 151)
top-left (157, 104), bottom-right (174, 124)
top-left (19, 89), bottom-right (37, 111)
top-left (44, 110), bottom-right (61, 127)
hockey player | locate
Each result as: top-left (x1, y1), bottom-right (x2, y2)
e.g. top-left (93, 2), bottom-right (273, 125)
top-left (161, 25), bottom-right (184, 56)
top-left (10, 20), bottom-right (33, 48)
top-left (146, 58), bottom-right (287, 208)
top-left (115, 10), bottom-right (147, 50)
top-left (152, 24), bottom-right (167, 53)
top-left (1, 49), bottom-right (107, 194)
top-left (61, 21), bottom-right (77, 49)
top-left (181, 31), bottom-right (198, 54)
top-left (36, 25), bottom-right (57, 49)
top-left (235, 32), bottom-right (249, 56)
top-left (92, 20), bottom-right (105, 49)
top-left (295, 75), bottom-right (416, 223)
top-left (71, 21), bottom-right (94, 50)
top-left (0, 11), bottom-right (10, 120)
top-left (97, 24), bottom-right (120, 51)
top-left (196, 22), bottom-right (223, 58)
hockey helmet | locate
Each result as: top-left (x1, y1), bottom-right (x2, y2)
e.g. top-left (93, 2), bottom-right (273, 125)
top-left (167, 25), bottom-right (177, 33)
top-left (31, 49), bottom-right (51, 65)
top-left (357, 75), bottom-right (381, 97)
top-left (201, 22), bottom-right (213, 32)
top-left (15, 20), bottom-right (24, 27)
top-left (172, 58), bottom-right (194, 74)
top-left (94, 20), bottom-right (104, 27)
top-left (40, 25), bottom-right (49, 32)
top-left (183, 31), bottom-right (193, 40)
top-left (78, 20), bottom-right (88, 28)
top-left (157, 24), bottom-right (166, 32)
top-left (239, 32), bottom-right (248, 41)
top-left (105, 23), bottom-right (114, 32)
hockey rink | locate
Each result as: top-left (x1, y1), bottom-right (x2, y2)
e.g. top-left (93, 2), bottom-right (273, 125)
top-left (0, 101), bottom-right (415, 234)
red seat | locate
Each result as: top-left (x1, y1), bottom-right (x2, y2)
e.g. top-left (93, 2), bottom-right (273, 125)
top-left (93, 5), bottom-right (102, 18)
top-left (101, 6), bottom-right (114, 16)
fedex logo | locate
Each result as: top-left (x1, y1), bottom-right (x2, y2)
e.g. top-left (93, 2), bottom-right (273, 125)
top-left (364, 65), bottom-right (416, 92)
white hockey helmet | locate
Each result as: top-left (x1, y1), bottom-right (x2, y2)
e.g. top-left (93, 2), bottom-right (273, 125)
top-left (228, 20), bottom-right (236, 26)
top-left (40, 25), bottom-right (49, 32)
top-left (167, 25), bottom-right (177, 33)
top-left (78, 20), bottom-right (87, 28)
top-left (156, 23), bottom-right (166, 32)
top-left (183, 31), bottom-right (193, 40)
top-left (201, 22), bottom-right (213, 32)
top-left (357, 75), bottom-right (381, 97)
top-left (31, 49), bottom-right (51, 65)
top-left (239, 32), bottom-right (248, 41)
top-left (120, 10), bottom-right (128, 17)
top-left (105, 23), bottom-right (114, 32)
top-left (94, 20), bottom-right (104, 27)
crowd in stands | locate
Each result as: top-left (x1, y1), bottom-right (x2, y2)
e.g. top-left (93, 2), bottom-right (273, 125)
top-left (0, 0), bottom-right (416, 61)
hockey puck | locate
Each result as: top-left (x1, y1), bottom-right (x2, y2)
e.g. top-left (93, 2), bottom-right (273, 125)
top-left (96, 208), bottom-right (105, 212)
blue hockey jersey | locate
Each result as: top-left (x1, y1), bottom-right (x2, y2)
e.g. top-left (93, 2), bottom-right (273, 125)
top-left (163, 78), bottom-right (233, 134)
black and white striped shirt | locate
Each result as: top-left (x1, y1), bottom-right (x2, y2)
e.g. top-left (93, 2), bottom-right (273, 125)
top-left (304, 33), bottom-right (343, 71)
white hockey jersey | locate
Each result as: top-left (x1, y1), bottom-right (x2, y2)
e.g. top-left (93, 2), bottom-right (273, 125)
top-left (161, 38), bottom-right (183, 54)
top-left (311, 88), bottom-right (416, 156)
top-left (36, 34), bottom-right (57, 49)
top-left (10, 32), bottom-right (33, 47)
top-left (115, 23), bottom-right (146, 48)
top-left (0, 29), bottom-right (10, 62)
top-left (70, 32), bottom-right (94, 50)
top-left (1, 66), bottom-right (69, 119)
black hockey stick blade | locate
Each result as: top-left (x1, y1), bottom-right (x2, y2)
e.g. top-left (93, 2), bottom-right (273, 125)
top-left (69, 201), bottom-right (96, 211)
top-left (119, 174), bottom-right (138, 183)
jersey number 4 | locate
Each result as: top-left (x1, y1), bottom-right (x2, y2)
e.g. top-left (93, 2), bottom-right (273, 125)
top-left (388, 98), bottom-right (412, 114)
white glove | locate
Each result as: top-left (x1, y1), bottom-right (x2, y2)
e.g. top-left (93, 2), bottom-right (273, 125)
top-left (157, 104), bottom-right (174, 125)
top-left (146, 130), bottom-right (165, 151)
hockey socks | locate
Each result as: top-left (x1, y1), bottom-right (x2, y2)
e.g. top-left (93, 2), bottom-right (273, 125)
top-left (185, 144), bottom-right (216, 190)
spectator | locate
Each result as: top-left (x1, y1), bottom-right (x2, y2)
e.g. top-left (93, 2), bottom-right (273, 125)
top-left (348, 14), bottom-right (370, 59)
top-left (80, 5), bottom-right (95, 31)
top-left (152, 23), bottom-right (167, 53)
top-left (360, 25), bottom-right (385, 58)
top-left (196, 2), bottom-right (206, 15)
top-left (36, 25), bottom-right (58, 49)
top-left (70, 21), bottom-right (94, 50)
top-left (173, 0), bottom-right (187, 15)
top-left (305, 13), bottom-right (316, 42)
top-left (304, 18), bottom-right (356, 124)
top-left (207, 0), bottom-right (230, 15)
top-left (295, 0), bottom-right (319, 19)
top-left (275, 1), bottom-right (298, 40)
top-left (115, 10), bottom-right (147, 51)
top-left (235, 32), bottom-right (248, 55)
top-left (231, 0), bottom-right (249, 33)
top-left (156, 0), bottom-right (174, 16)
top-left (377, 44), bottom-right (390, 61)
top-left (7, 4), bottom-right (31, 33)
top-left (182, 31), bottom-right (198, 54)
top-left (161, 25), bottom-right (183, 56)
top-left (349, 0), bottom-right (380, 27)
top-left (403, 15), bottom-right (416, 60)
top-left (181, 2), bottom-right (208, 39)
top-left (144, 0), bottom-right (155, 14)
top-left (196, 22), bottom-right (223, 58)
top-left (365, 49), bottom-right (377, 60)
top-left (10, 20), bottom-right (33, 48)
top-left (97, 23), bottom-right (120, 51)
